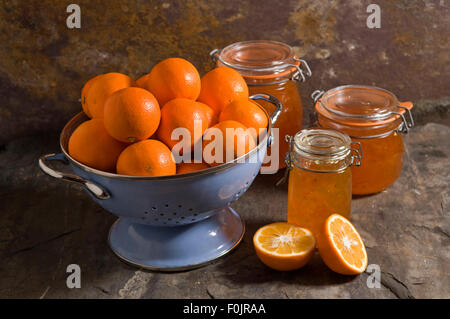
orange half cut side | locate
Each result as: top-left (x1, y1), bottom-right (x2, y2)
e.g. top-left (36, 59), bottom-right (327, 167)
top-left (253, 222), bottom-right (315, 271)
top-left (318, 214), bottom-right (368, 275)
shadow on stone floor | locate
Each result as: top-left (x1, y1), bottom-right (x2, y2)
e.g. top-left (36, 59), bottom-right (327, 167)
top-left (207, 219), bottom-right (357, 288)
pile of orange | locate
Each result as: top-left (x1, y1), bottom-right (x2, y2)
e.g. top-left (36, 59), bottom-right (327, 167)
top-left (69, 58), bottom-right (269, 176)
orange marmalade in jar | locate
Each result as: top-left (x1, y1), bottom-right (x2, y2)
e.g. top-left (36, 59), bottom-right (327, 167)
top-left (286, 129), bottom-right (362, 238)
top-left (211, 40), bottom-right (312, 171)
top-left (313, 85), bottom-right (414, 195)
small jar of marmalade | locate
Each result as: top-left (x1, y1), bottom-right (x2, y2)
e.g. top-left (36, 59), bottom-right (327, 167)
top-left (286, 129), bottom-right (362, 238)
top-left (210, 40), bottom-right (312, 171)
top-left (313, 85), bottom-right (414, 195)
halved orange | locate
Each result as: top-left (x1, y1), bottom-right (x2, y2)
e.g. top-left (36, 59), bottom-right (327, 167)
top-left (317, 214), bottom-right (368, 275)
top-left (253, 222), bottom-right (315, 271)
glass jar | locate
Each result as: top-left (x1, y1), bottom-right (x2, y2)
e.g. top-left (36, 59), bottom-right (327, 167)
top-left (286, 129), bottom-right (362, 238)
top-left (211, 40), bottom-right (312, 170)
top-left (313, 85), bottom-right (414, 195)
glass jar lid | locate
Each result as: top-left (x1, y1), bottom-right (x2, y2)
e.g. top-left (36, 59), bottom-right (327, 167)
top-left (213, 40), bottom-right (309, 81)
top-left (293, 129), bottom-right (352, 161)
top-left (314, 85), bottom-right (414, 129)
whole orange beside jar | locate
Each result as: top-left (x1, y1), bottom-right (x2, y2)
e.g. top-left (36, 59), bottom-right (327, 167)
top-left (313, 85), bottom-right (414, 195)
top-left (211, 40), bottom-right (312, 171)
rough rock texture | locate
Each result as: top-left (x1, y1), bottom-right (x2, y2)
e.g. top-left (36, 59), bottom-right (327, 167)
top-left (0, 123), bottom-right (448, 299)
top-left (0, 0), bottom-right (449, 143)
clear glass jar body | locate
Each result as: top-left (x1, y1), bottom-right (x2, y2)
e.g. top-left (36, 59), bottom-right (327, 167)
top-left (287, 165), bottom-right (352, 238)
top-left (352, 133), bottom-right (403, 195)
top-left (318, 111), bottom-right (405, 195)
top-left (248, 80), bottom-right (302, 169)
top-left (214, 40), bottom-right (309, 170)
top-left (314, 85), bottom-right (413, 195)
top-left (286, 129), bottom-right (354, 238)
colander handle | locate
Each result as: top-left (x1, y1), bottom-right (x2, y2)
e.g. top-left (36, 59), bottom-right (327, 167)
top-left (249, 93), bottom-right (283, 126)
top-left (38, 153), bottom-right (110, 200)
top-left (250, 93), bottom-right (283, 147)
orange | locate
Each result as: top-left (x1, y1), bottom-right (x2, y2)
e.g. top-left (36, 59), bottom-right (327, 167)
top-left (84, 72), bottom-right (133, 118)
top-left (142, 58), bottom-right (201, 106)
top-left (204, 104), bottom-right (218, 128)
top-left (103, 87), bottom-right (161, 143)
top-left (116, 139), bottom-right (176, 177)
top-left (68, 119), bottom-right (127, 172)
top-left (135, 73), bottom-right (150, 88)
top-left (253, 222), bottom-right (315, 271)
top-left (80, 75), bottom-right (101, 118)
top-left (177, 162), bottom-right (210, 174)
top-left (156, 98), bottom-right (213, 150)
top-left (317, 214), bottom-right (368, 275)
top-left (197, 67), bottom-right (249, 116)
top-left (219, 99), bottom-right (268, 138)
top-left (202, 120), bottom-right (256, 166)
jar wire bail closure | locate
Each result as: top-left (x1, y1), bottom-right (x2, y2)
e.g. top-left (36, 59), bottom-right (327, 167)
top-left (312, 86), bottom-right (415, 139)
top-left (277, 130), bottom-right (362, 187)
top-left (210, 41), bottom-right (312, 84)
top-left (286, 138), bottom-right (362, 174)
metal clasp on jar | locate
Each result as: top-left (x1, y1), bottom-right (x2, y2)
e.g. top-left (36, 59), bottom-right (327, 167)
top-left (346, 109), bottom-right (414, 138)
top-left (350, 142), bottom-right (362, 167)
top-left (275, 135), bottom-right (295, 186)
top-left (394, 103), bottom-right (415, 134)
top-left (311, 90), bottom-right (325, 102)
top-left (288, 58), bottom-right (312, 82)
top-left (209, 48), bottom-right (220, 63)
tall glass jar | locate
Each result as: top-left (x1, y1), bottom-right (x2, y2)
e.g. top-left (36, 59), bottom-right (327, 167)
top-left (286, 129), bottom-right (362, 238)
top-left (313, 85), bottom-right (414, 195)
top-left (211, 40), bottom-right (312, 171)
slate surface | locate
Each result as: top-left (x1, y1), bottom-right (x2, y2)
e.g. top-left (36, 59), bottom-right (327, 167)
top-left (0, 123), bottom-right (448, 299)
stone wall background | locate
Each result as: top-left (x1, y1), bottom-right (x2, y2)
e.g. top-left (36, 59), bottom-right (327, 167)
top-left (0, 0), bottom-right (448, 144)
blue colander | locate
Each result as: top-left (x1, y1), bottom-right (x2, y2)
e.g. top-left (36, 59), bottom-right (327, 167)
top-left (39, 94), bottom-right (281, 271)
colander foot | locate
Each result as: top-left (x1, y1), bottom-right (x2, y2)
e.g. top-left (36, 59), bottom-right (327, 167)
top-left (108, 206), bottom-right (245, 271)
